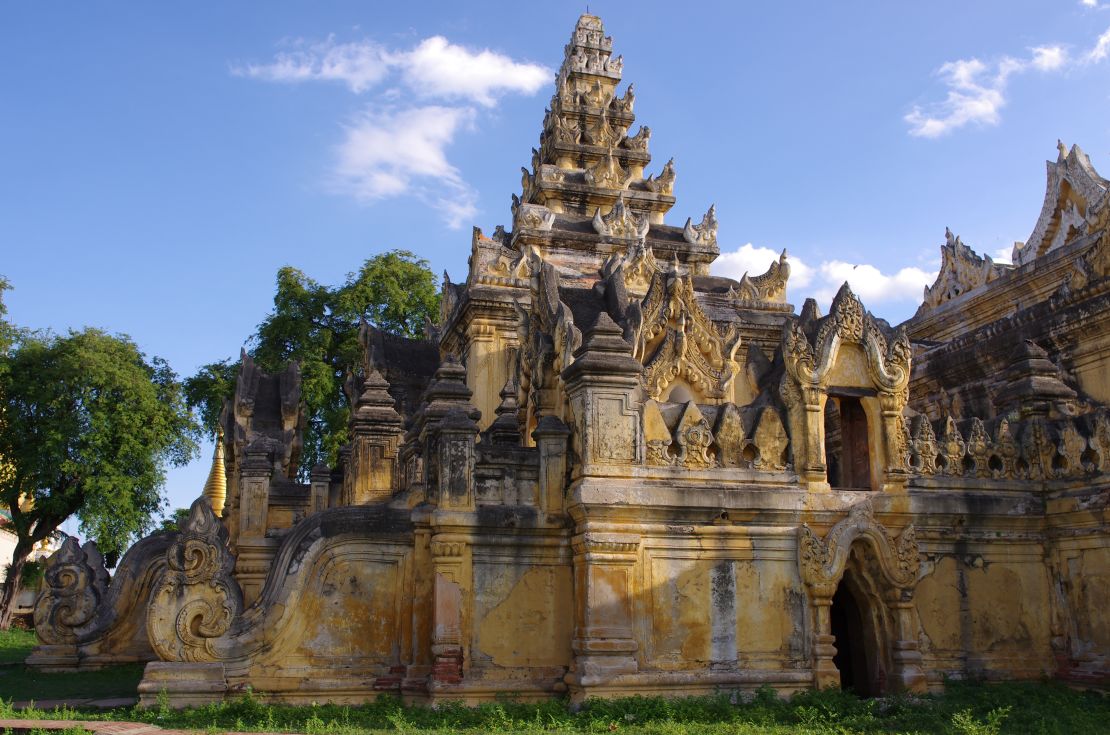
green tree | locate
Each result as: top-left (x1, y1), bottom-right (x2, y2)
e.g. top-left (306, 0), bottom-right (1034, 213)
top-left (158, 506), bottom-right (191, 533)
top-left (0, 328), bottom-right (199, 628)
top-left (187, 250), bottom-right (440, 478)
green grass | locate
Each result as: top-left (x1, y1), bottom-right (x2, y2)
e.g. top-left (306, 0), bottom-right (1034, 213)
top-left (0, 663), bottom-right (143, 701)
top-left (0, 680), bottom-right (1107, 735)
top-left (0, 629), bottom-right (36, 665)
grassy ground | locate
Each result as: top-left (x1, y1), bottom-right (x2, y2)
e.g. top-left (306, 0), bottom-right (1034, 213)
top-left (0, 663), bottom-right (144, 701)
top-left (0, 628), bottom-right (36, 665)
top-left (0, 680), bottom-right (1107, 735)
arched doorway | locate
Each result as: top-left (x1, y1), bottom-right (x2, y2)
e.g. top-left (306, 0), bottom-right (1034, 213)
top-left (829, 570), bottom-right (882, 696)
top-left (799, 506), bottom-right (923, 694)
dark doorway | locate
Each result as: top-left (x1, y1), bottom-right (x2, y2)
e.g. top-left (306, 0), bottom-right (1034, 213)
top-left (825, 395), bottom-right (872, 489)
top-left (829, 581), bottom-right (879, 696)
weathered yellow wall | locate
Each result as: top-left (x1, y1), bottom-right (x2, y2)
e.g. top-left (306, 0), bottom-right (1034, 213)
top-left (473, 563), bottom-right (573, 668)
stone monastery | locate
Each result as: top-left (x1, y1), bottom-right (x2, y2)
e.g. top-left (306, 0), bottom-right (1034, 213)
top-left (29, 14), bottom-right (1110, 706)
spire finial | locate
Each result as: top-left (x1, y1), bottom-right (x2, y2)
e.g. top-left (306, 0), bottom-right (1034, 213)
top-left (201, 427), bottom-right (227, 518)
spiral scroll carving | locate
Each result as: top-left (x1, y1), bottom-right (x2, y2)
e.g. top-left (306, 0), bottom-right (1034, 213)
top-left (33, 537), bottom-right (109, 645)
top-left (147, 497), bottom-right (242, 662)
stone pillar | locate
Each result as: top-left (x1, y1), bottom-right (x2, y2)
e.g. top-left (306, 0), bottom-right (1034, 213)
top-left (800, 386), bottom-right (829, 490)
top-left (434, 410), bottom-right (479, 511)
top-left (533, 415), bottom-right (571, 518)
top-left (567, 532), bottom-right (640, 687)
top-left (878, 390), bottom-right (909, 492)
top-left (234, 443), bottom-right (276, 606)
top-left (885, 588), bottom-right (926, 693)
top-left (310, 463), bottom-right (330, 514)
top-left (561, 312), bottom-right (643, 477)
top-left (808, 581), bottom-right (840, 689)
top-left (429, 537), bottom-right (469, 686)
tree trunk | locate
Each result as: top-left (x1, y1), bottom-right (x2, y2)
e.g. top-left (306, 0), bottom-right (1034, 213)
top-left (0, 542), bottom-right (31, 630)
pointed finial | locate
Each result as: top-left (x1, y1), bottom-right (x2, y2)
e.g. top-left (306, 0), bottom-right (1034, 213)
top-left (201, 427), bottom-right (227, 518)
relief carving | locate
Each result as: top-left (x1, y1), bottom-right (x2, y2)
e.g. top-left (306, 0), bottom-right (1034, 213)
top-left (673, 401), bottom-right (714, 469)
top-left (147, 497), bottom-right (243, 662)
top-left (682, 204), bottom-right (718, 247)
top-left (33, 538), bottom-right (109, 646)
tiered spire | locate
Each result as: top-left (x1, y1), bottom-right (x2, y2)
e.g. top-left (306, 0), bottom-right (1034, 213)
top-left (202, 428), bottom-right (227, 518)
top-left (523, 14), bottom-right (676, 224)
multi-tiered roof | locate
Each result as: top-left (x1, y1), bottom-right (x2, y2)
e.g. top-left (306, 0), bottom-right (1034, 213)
top-left (508, 14), bottom-right (721, 279)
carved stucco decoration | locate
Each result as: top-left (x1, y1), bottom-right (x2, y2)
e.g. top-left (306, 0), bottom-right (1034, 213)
top-left (605, 238), bottom-right (661, 297)
top-left (782, 285), bottom-right (911, 396)
top-left (938, 416), bottom-right (966, 476)
top-left (714, 403), bottom-right (747, 468)
top-left (593, 194), bottom-right (649, 239)
top-left (919, 229), bottom-right (1012, 311)
top-left (965, 418), bottom-right (992, 477)
top-left (147, 497), bottom-right (243, 663)
top-left (635, 269), bottom-right (741, 402)
top-left (644, 158), bottom-right (676, 195)
top-left (672, 401), bottom-right (714, 469)
top-left (584, 147), bottom-right (632, 190)
top-left (726, 250), bottom-right (792, 304)
top-left (1064, 200), bottom-right (1110, 292)
top-left (908, 415), bottom-right (938, 476)
top-left (33, 538), bottom-right (110, 645)
top-left (798, 502), bottom-right (921, 596)
top-left (901, 410), bottom-right (1109, 482)
top-left (682, 204), bottom-right (718, 247)
top-left (1020, 417), bottom-right (1055, 481)
top-left (609, 83), bottom-right (634, 114)
top-left (582, 108), bottom-right (623, 147)
top-left (514, 203), bottom-right (556, 233)
top-left (1093, 410), bottom-right (1110, 473)
top-left (642, 400), bottom-right (673, 466)
top-left (621, 125), bottom-right (651, 151)
top-left (1016, 142), bottom-right (1108, 266)
top-left (536, 261), bottom-right (582, 375)
top-left (781, 284), bottom-right (912, 484)
top-left (751, 407), bottom-right (790, 471)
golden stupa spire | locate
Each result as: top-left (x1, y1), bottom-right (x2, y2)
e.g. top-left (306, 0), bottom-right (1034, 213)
top-left (201, 427), bottom-right (227, 517)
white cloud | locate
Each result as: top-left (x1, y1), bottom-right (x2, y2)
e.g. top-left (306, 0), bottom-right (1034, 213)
top-left (236, 33), bottom-right (550, 226)
top-left (813, 261), bottom-right (938, 306)
top-left (233, 37), bottom-right (391, 93)
top-left (991, 246), bottom-right (1014, 264)
top-left (1031, 45), bottom-right (1069, 71)
top-left (906, 26), bottom-right (1109, 137)
top-left (331, 106), bottom-right (478, 228)
top-left (400, 36), bottom-right (551, 107)
top-left (1081, 0), bottom-right (1098, 7)
top-left (905, 57), bottom-right (1019, 137)
top-left (712, 244), bottom-right (937, 309)
top-left (235, 36), bottom-right (551, 106)
top-left (1086, 27), bottom-right (1110, 63)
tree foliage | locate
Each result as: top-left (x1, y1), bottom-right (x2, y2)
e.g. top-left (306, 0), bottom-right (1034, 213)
top-left (186, 250), bottom-right (440, 478)
top-left (0, 327), bottom-right (199, 626)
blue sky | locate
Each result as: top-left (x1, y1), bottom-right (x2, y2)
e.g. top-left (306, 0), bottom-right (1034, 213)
top-left (2, 1), bottom-right (1108, 526)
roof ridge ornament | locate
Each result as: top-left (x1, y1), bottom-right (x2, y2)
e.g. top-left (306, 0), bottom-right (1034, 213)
top-left (592, 193), bottom-right (649, 239)
top-left (683, 204), bottom-right (718, 246)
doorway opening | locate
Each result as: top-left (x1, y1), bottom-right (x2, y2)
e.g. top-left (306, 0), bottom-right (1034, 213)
top-left (829, 563), bottom-right (885, 697)
top-left (825, 395), bottom-right (872, 489)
